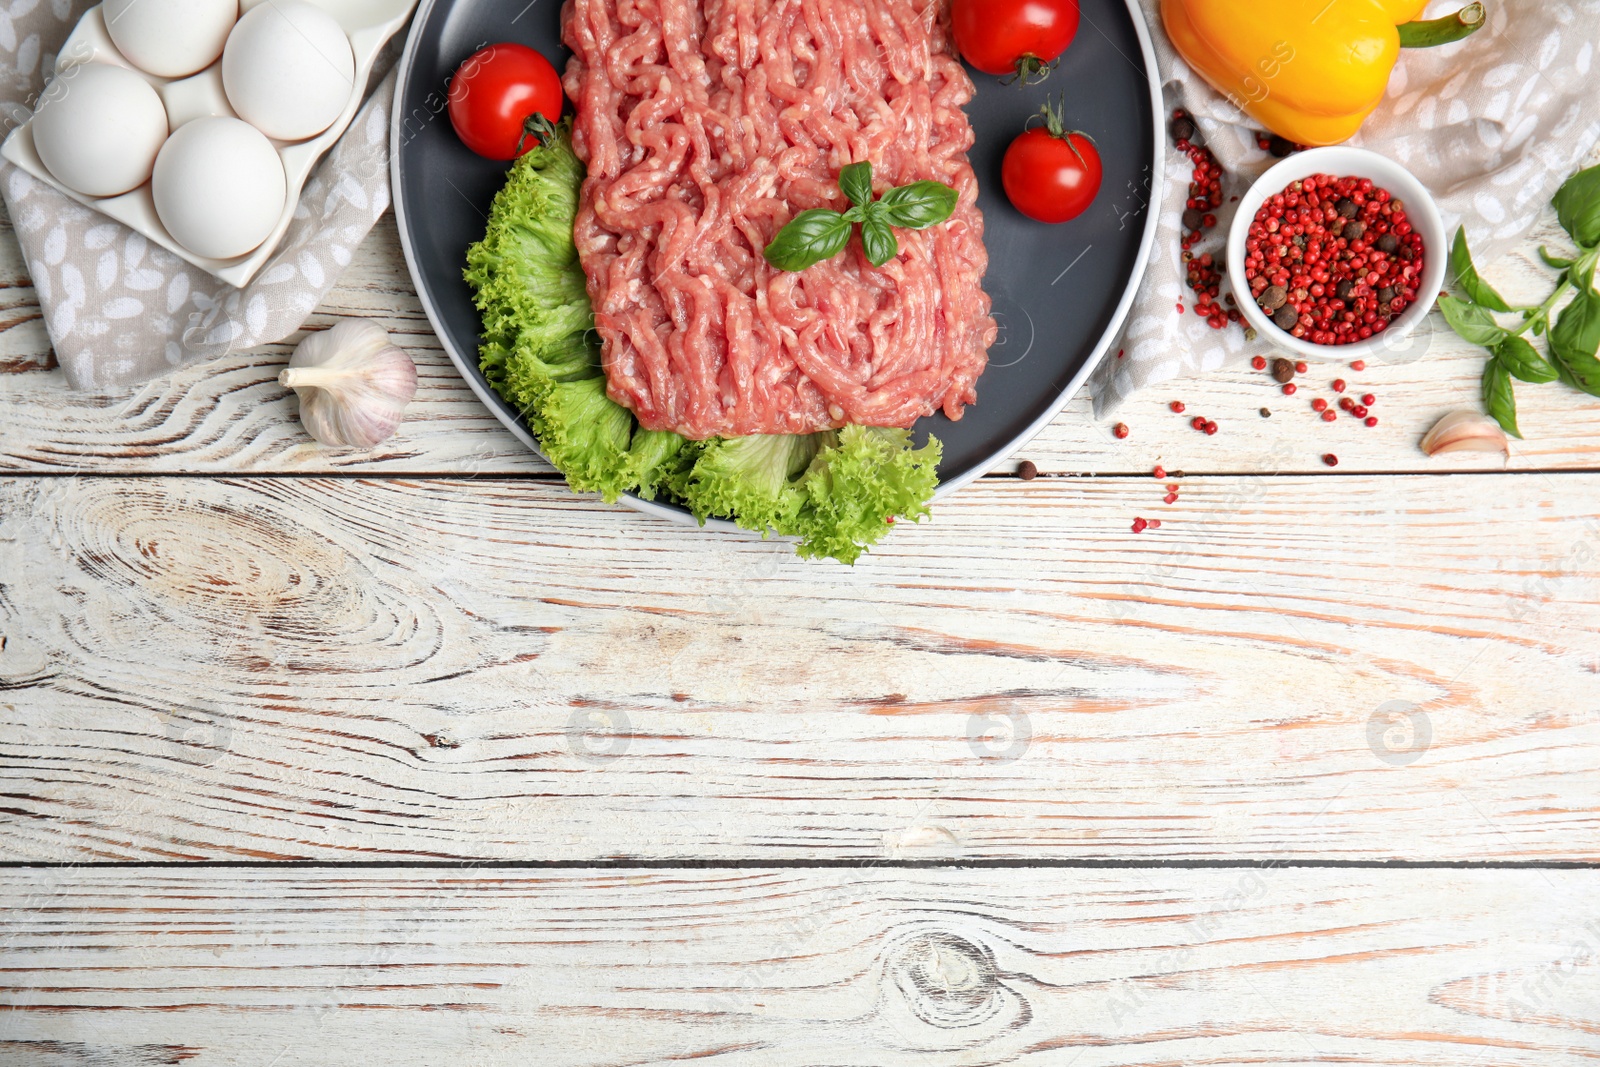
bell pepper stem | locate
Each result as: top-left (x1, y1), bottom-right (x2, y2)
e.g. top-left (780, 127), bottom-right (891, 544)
top-left (1397, 2), bottom-right (1486, 48)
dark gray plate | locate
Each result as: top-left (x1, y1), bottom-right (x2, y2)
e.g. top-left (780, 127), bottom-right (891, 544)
top-left (392, 0), bottom-right (1162, 522)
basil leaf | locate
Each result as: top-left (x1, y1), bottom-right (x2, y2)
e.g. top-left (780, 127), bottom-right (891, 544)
top-left (1494, 334), bottom-right (1558, 383)
top-left (1437, 294), bottom-right (1506, 347)
top-left (859, 214), bottom-right (898, 267)
top-left (1552, 163), bottom-right (1600, 248)
top-left (1548, 283), bottom-right (1600, 397)
top-left (1539, 246), bottom-right (1575, 270)
top-left (1449, 228), bottom-right (1511, 311)
top-left (877, 181), bottom-right (959, 229)
top-left (839, 161), bottom-right (873, 211)
top-left (1481, 358), bottom-right (1522, 438)
top-left (764, 209), bottom-right (852, 272)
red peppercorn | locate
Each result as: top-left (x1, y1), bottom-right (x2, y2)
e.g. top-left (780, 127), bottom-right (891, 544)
top-left (1149, 519), bottom-right (1162, 529)
top-left (1331, 379), bottom-right (1346, 392)
top-left (1352, 404), bottom-right (1368, 418)
top-left (1167, 483), bottom-right (1179, 491)
top-left (1113, 422), bottom-right (1130, 439)
top-left (1204, 421), bottom-right (1218, 435)
top-left (1339, 396), bottom-right (1355, 411)
top-left (1294, 361), bottom-right (1308, 373)
top-left (1322, 410), bottom-right (1337, 422)
top-left (1323, 453), bottom-right (1338, 466)
top-left (1191, 415), bottom-right (1207, 431)
top-left (1365, 416), bottom-right (1378, 427)
top-left (1164, 492), bottom-right (1177, 505)
top-left (1281, 383), bottom-right (1297, 395)
top-left (1132, 517), bottom-right (1148, 533)
top-left (1350, 360), bottom-right (1366, 370)
top-left (1311, 398), bottom-right (1328, 412)
top-left (1153, 465), bottom-right (1166, 479)
top-left (1170, 401), bottom-right (1186, 413)
top-left (1251, 355), bottom-right (1267, 370)
top-left (1361, 394), bottom-right (1375, 406)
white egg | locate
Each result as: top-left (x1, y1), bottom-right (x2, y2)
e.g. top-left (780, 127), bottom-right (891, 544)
top-left (103, 0), bottom-right (239, 79)
top-left (31, 63), bottom-right (169, 198)
top-left (153, 117), bottom-right (287, 260)
top-left (222, 0), bottom-right (355, 142)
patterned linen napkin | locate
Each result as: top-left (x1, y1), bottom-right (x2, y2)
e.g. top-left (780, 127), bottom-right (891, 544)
top-left (1088, 0), bottom-right (1600, 415)
top-left (0, 1), bottom-right (398, 392)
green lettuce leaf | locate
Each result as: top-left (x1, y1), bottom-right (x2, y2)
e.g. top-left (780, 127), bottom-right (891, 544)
top-left (682, 433), bottom-right (823, 534)
top-left (791, 426), bottom-right (942, 564)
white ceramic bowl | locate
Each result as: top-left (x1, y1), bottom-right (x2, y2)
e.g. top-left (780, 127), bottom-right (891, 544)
top-left (1226, 146), bottom-right (1446, 362)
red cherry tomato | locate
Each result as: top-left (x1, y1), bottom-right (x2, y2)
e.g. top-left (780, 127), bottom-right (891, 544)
top-left (1002, 106), bottom-right (1101, 223)
top-left (448, 43), bottom-right (564, 160)
top-left (952, 0), bottom-right (1079, 83)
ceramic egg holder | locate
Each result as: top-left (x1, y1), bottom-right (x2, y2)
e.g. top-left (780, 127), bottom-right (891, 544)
top-left (0, 0), bottom-right (417, 288)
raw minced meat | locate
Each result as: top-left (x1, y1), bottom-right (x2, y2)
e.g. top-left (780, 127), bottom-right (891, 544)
top-left (561, 0), bottom-right (995, 439)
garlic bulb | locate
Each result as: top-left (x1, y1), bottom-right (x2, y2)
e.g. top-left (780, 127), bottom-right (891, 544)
top-left (1420, 408), bottom-right (1509, 457)
top-left (279, 320), bottom-right (417, 447)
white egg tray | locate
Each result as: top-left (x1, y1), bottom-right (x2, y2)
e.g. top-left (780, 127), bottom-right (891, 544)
top-left (0, 0), bottom-right (417, 288)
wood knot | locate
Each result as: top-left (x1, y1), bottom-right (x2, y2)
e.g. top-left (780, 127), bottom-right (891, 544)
top-left (886, 930), bottom-right (1004, 1029)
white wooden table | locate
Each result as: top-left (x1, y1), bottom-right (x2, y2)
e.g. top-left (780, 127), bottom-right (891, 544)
top-left (3, 148), bottom-right (1600, 1062)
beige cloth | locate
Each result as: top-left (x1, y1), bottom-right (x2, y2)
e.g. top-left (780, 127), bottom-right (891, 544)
top-left (1089, 0), bottom-right (1600, 414)
top-left (0, 1), bottom-right (398, 392)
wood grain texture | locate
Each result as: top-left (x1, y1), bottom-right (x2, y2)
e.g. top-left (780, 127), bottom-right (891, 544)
top-left (3, 141), bottom-right (1599, 477)
top-left (3, 474), bottom-right (1596, 862)
top-left (2, 868), bottom-right (1598, 1065)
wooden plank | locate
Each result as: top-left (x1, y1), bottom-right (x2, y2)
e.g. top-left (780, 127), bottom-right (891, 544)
top-left (1, 868), bottom-right (1597, 1065)
top-left (2, 474), bottom-right (1596, 862)
top-left (5, 150), bottom-right (1600, 477)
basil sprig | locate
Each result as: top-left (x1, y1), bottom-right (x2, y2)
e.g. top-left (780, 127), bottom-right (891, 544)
top-left (764, 161), bottom-right (958, 272)
top-left (1439, 164), bottom-right (1600, 438)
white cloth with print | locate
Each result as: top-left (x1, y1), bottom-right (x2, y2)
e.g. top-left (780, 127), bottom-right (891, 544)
top-left (1088, 0), bottom-right (1600, 415)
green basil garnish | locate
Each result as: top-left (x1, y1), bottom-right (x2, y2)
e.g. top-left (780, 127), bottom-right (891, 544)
top-left (764, 161), bottom-right (959, 273)
top-left (877, 181), bottom-right (960, 230)
top-left (762, 210), bottom-right (854, 272)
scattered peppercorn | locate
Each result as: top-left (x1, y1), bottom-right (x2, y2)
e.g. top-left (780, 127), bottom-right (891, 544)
top-left (1352, 404), bottom-right (1368, 418)
top-left (1332, 378), bottom-right (1346, 392)
top-left (1164, 492), bottom-right (1178, 505)
top-left (1018, 460), bottom-right (1038, 480)
top-left (1271, 357), bottom-right (1296, 383)
top-left (1191, 415), bottom-right (1207, 431)
top-left (1294, 361), bottom-right (1308, 374)
top-left (1281, 383), bottom-right (1297, 395)
top-left (1170, 401), bottom-right (1186, 413)
top-left (1132, 517), bottom-right (1149, 533)
top-left (1361, 394), bottom-right (1376, 406)
top-left (1365, 416), bottom-right (1378, 427)
top-left (1170, 109), bottom-right (1242, 332)
top-left (1203, 421), bottom-right (1218, 435)
top-left (1166, 483), bottom-right (1179, 491)
top-left (1323, 453), bottom-right (1339, 466)
top-left (1251, 355), bottom-right (1267, 370)
top-left (1349, 360), bottom-right (1366, 371)
top-left (1148, 519), bottom-right (1162, 529)
top-left (1153, 465), bottom-right (1166, 479)
top-left (1259, 407), bottom-right (1272, 417)
top-left (1113, 422), bottom-right (1130, 439)
top-left (1311, 398), bottom-right (1328, 412)
top-left (1322, 410), bottom-right (1337, 422)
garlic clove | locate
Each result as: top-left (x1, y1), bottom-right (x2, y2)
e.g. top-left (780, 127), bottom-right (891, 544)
top-left (279, 319), bottom-right (418, 448)
top-left (1419, 408), bottom-right (1509, 457)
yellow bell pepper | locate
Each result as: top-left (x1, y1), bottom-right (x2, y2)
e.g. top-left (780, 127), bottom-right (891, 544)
top-left (1161, 0), bottom-right (1487, 147)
